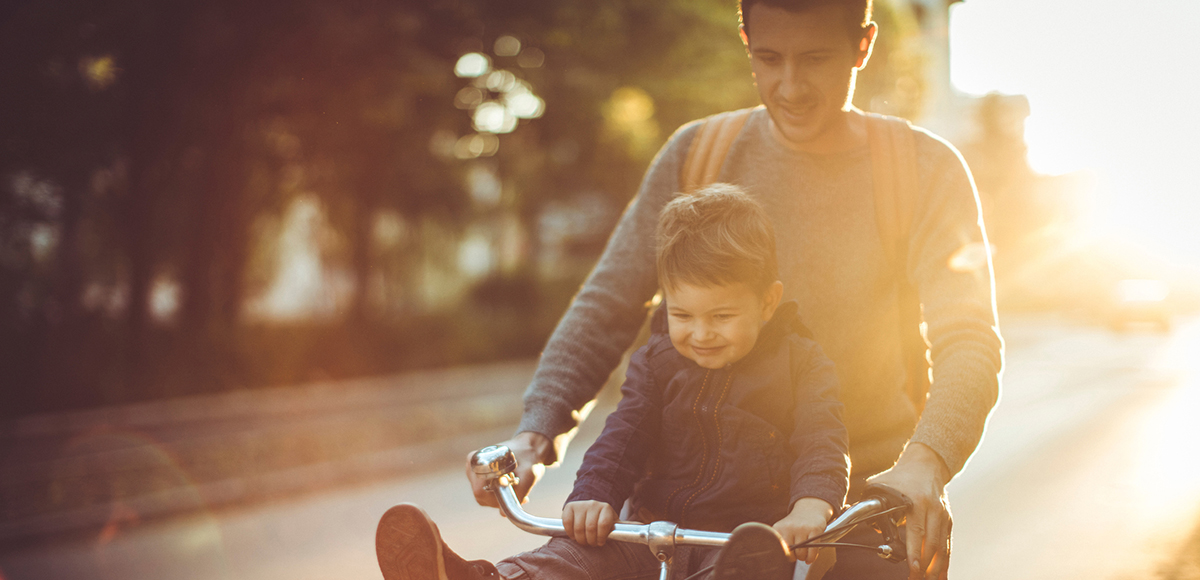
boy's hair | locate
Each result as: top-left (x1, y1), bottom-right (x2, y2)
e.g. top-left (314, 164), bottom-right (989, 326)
top-left (739, 0), bottom-right (873, 45)
top-left (656, 183), bottom-right (778, 294)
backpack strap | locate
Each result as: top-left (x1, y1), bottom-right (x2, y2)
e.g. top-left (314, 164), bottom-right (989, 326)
top-left (867, 114), bottom-right (918, 265)
top-left (866, 113), bottom-right (931, 415)
top-left (680, 108), bottom-right (753, 193)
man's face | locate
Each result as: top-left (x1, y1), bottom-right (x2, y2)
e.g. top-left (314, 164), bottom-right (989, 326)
top-left (744, 4), bottom-right (863, 148)
top-left (664, 281), bottom-right (781, 369)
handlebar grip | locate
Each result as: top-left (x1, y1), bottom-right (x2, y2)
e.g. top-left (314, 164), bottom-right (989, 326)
top-left (859, 482), bottom-right (913, 512)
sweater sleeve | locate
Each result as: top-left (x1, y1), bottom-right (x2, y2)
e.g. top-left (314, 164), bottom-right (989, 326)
top-left (905, 132), bottom-right (1005, 476)
top-left (788, 340), bottom-right (851, 512)
top-left (516, 123), bottom-right (700, 462)
top-left (566, 347), bottom-right (663, 513)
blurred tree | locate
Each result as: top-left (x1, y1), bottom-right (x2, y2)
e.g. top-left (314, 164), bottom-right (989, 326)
top-left (0, 0), bottom-right (930, 416)
top-left (1, 0), bottom-right (135, 411)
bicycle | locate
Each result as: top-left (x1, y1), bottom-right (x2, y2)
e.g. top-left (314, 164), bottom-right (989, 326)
top-left (471, 444), bottom-right (912, 580)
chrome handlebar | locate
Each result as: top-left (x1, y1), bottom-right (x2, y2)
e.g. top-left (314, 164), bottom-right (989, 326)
top-left (470, 445), bottom-right (905, 578)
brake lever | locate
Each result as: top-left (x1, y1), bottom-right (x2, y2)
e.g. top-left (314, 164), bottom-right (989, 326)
top-left (860, 482), bottom-right (911, 563)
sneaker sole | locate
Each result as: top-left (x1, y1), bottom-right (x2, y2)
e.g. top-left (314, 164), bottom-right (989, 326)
top-left (376, 503), bottom-right (449, 580)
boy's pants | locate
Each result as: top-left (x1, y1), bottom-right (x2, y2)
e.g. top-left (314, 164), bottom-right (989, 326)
top-left (495, 537), bottom-right (719, 580)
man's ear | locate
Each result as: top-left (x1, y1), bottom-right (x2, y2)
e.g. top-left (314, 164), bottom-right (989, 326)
top-left (760, 280), bottom-right (784, 321)
top-left (855, 21), bottom-right (878, 70)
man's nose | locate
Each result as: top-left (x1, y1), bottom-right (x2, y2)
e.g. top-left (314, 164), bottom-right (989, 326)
top-left (779, 62), bottom-right (810, 101)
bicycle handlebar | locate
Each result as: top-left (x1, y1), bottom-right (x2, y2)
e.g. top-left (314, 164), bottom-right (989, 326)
top-left (491, 478), bottom-right (732, 548)
top-left (471, 444), bottom-right (908, 573)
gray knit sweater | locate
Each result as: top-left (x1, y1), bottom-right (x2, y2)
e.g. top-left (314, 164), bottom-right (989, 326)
top-left (518, 106), bottom-right (1003, 478)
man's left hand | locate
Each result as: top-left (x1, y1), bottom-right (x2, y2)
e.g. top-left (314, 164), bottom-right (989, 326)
top-left (865, 442), bottom-right (952, 580)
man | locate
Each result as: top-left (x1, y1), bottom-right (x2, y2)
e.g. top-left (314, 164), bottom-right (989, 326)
top-left (466, 1), bottom-right (1003, 578)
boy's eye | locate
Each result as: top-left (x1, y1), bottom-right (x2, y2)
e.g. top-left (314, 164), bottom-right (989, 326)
top-left (714, 314), bottom-right (734, 321)
top-left (671, 313), bottom-right (691, 321)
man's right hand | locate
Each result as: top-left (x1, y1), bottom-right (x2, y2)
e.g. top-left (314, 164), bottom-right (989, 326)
top-left (467, 431), bottom-right (554, 508)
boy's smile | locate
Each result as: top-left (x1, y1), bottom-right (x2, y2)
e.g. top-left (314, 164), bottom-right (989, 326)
top-left (664, 280), bottom-right (783, 369)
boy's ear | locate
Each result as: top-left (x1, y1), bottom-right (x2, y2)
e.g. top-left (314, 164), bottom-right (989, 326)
top-left (760, 280), bottom-right (784, 321)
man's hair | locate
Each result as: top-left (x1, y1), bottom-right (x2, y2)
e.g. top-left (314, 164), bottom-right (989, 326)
top-left (656, 183), bottom-right (778, 294)
top-left (739, 0), bottom-right (873, 44)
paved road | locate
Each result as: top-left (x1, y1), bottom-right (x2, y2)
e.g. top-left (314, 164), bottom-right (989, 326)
top-left (2, 316), bottom-right (1199, 580)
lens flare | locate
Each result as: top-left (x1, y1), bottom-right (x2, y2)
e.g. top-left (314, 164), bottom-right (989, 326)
top-left (947, 242), bottom-right (990, 273)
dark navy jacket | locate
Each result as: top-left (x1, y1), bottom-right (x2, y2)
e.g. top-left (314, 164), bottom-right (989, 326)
top-left (567, 301), bottom-right (850, 532)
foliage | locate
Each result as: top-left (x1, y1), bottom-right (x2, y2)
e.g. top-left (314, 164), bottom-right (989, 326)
top-left (0, 0), bottom-right (926, 416)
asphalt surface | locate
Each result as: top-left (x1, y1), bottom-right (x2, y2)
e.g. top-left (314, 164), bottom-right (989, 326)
top-left (2, 316), bottom-right (1198, 580)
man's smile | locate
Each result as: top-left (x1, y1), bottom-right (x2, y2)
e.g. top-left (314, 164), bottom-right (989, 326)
top-left (777, 98), bottom-right (818, 121)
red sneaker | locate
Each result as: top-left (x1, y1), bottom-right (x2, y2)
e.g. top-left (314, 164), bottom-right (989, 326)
top-left (376, 503), bottom-right (499, 580)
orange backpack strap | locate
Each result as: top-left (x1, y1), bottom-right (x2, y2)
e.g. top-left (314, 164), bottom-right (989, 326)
top-left (866, 114), bottom-right (918, 266)
top-left (866, 113), bottom-right (930, 414)
top-left (680, 109), bottom-right (753, 193)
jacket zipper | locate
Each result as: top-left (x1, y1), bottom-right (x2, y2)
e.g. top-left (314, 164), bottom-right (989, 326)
top-left (663, 369), bottom-right (712, 514)
top-left (679, 369), bottom-right (735, 524)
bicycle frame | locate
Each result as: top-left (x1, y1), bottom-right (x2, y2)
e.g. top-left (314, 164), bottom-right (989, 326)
top-left (471, 445), bottom-right (907, 580)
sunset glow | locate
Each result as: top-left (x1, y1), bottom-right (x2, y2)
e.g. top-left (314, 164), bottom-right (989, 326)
top-left (950, 0), bottom-right (1200, 266)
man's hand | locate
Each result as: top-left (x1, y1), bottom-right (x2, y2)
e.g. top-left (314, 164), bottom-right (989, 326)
top-left (562, 500), bottom-right (617, 547)
top-left (466, 431), bottom-right (553, 508)
top-left (866, 442), bottom-right (952, 580)
top-left (773, 497), bottom-right (834, 564)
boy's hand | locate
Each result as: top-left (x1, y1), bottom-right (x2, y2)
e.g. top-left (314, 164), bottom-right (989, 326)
top-left (773, 497), bottom-right (834, 564)
top-left (562, 501), bottom-right (617, 547)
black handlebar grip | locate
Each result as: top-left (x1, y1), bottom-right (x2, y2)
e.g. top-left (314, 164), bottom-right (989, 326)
top-left (860, 482), bottom-right (913, 512)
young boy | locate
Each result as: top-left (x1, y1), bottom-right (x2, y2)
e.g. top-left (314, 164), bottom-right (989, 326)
top-left (377, 183), bottom-right (850, 580)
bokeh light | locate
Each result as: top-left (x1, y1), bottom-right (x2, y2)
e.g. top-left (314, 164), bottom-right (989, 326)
top-left (473, 101), bottom-right (515, 134)
top-left (494, 35), bottom-right (521, 57)
top-left (454, 133), bottom-right (500, 159)
top-left (517, 47), bottom-right (545, 69)
top-left (453, 87), bottom-right (484, 110)
top-left (504, 89), bottom-right (544, 119)
top-left (454, 53), bottom-right (490, 78)
top-left (484, 70), bottom-right (517, 93)
top-left (78, 55), bottom-right (118, 90)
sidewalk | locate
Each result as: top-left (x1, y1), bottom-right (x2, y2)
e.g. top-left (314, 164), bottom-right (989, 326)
top-left (0, 360), bottom-right (537, 546)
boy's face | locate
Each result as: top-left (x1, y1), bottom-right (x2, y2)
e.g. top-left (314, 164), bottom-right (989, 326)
top-left (664, 280), bottom-right (783, 369)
